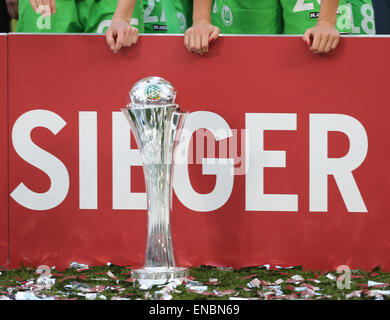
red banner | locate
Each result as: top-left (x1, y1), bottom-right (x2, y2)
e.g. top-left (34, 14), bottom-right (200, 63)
top-left (0, 35), bottom-right (7, 268)
top-left (4, 34), bottom-right (390, 271)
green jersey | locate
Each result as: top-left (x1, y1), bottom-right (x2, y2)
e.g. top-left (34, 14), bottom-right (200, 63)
top-left (143, 0), bottom-right (188, 33)
top-left (210, 0), bottom-right (283, 34)
top-left (281, 0), bottom-right (352, 34)
top-left (143, 0), bottom-right (167, 33)
top-left (163, 0), bottom-right (189, 33)
top-left (83, 0), bottom-right (144, 34)
top-left (347, 0), bottom-right (376, 34)
top-left (17, 0), bottom-right (145, 33)
top-left (181, 0), bottom-right (193, 29)
top-left (17, 0), bottom-right (82, 33)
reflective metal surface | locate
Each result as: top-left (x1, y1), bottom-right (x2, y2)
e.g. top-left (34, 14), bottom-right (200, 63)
top-left (129, 76), bottom-right (176, 106)
top-left (121, 77), bottom-right (188, 284)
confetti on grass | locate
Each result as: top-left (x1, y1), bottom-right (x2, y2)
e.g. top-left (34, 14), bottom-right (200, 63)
top-left (0, 264), bottom-right (390, 300)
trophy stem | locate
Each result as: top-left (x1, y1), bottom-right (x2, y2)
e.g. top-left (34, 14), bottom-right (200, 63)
top-left (144, 163), bottom-right (175, 268)
top-left (122, 104), bottom-right (188, 285)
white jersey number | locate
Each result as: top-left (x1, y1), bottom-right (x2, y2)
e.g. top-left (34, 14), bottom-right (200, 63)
top-left (144, 0), bottom-right (166, 24)
top-left (347, 3), bottom-right (375, 34)
top-left (293, 0), bottom-right (321, 12)
top-left (361, 4), bottom-right (375, 34)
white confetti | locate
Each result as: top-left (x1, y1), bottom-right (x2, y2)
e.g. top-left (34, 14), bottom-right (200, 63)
top-left (346, 290), bottom-right (362, 299)
top-left (369, 289), bottom-right (390, 295)
top-left (326, 274), bottom-right (337, 281)
top-left (368, 280), bottom-right (386, 287)
top-left (15, 291), bottom-right (54, 300)
top-left (294, 287), bottom-right (308, 292)
top-left (70, 261), bottom-right (89, 270)
top-left (247, 278), bottom-right (261, 288)
top-left (85, 293), bottom-right (97, 300)
top-left (188, 285), bottom-right (208, 292)
top-left (274, 279), bottom-right (284, 285)
top-left (291, 275), bottom-right (304, 281)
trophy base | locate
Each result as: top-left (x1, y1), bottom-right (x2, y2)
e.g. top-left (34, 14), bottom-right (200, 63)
top-left (132, 267), bottom-right (188, 288)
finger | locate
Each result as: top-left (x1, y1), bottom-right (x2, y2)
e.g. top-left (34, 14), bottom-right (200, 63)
top-left (50, 0), bottom-right (56, 14)
top-left (189, 32), bottom-right (196, 54)
top-left (331, 35), bottom-right (340, 50)
top-left (36, 0), bottom-right (44, 15)
top-left (201, 32), bottom-right (209, 54)
top-left (114, 30), bottom-right (126, 53)
top-left (105, 28), bottom-right (116, 51)
top-left (310, 33), bottom-right (321, 53)
top-left (46, 0), bottom-right (53, 16)
top-left (195, 32), bottom-right (203, 55)
top-left (120, 28), bottom-right (130, 47)
top-left (131, 29), bottom-right (139, 45)
top-left (41, 0), bottom-right (52, 16)
top-left (318, 34), bottom-right (330, 53)
top-left (123, 28), bottom-right (135, 47)
top-left (29, 0), bottom-right (38, 12)
top-left (324, 36), bottom-right (334, 53)
top-left (184, 31), bottom-right (190, 51)
top-left (302, 28), bottom-right (313, 46)
top-left (39, 0), bottom-right (46, 14)
top-left (37, 0), bottom-right (49, 16)
top-left (209, 26), bottom-right (220, 42)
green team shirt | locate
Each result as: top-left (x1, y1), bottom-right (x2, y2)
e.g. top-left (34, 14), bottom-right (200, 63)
top-left (281, 0), bottom-right (352, 34)
top-left (143, 0), bottom-right (167, 33)
top-left (143, 0), bottom-right (188, 33)
top-left (181, 0), bottom-right (193, 29)
top-left (17, 0), bottom-right (82, 33)
top-left (17, 0), bottom-right (145, 33)
top-left (83, 0), bottom-right (144, 33)
top-left (211, 0), bottom-right (283, 34)
top-left (347, 0), bottom-right (376, 34)
top-left (163, 0), bottom-right (189, 33)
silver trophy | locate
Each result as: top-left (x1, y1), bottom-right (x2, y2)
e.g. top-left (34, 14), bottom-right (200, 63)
top-left (122, 77), bottom-right (188, 285)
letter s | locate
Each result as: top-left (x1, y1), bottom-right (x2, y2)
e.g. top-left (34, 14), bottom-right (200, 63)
top-left (10, 110), bottom-right (69, 211)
